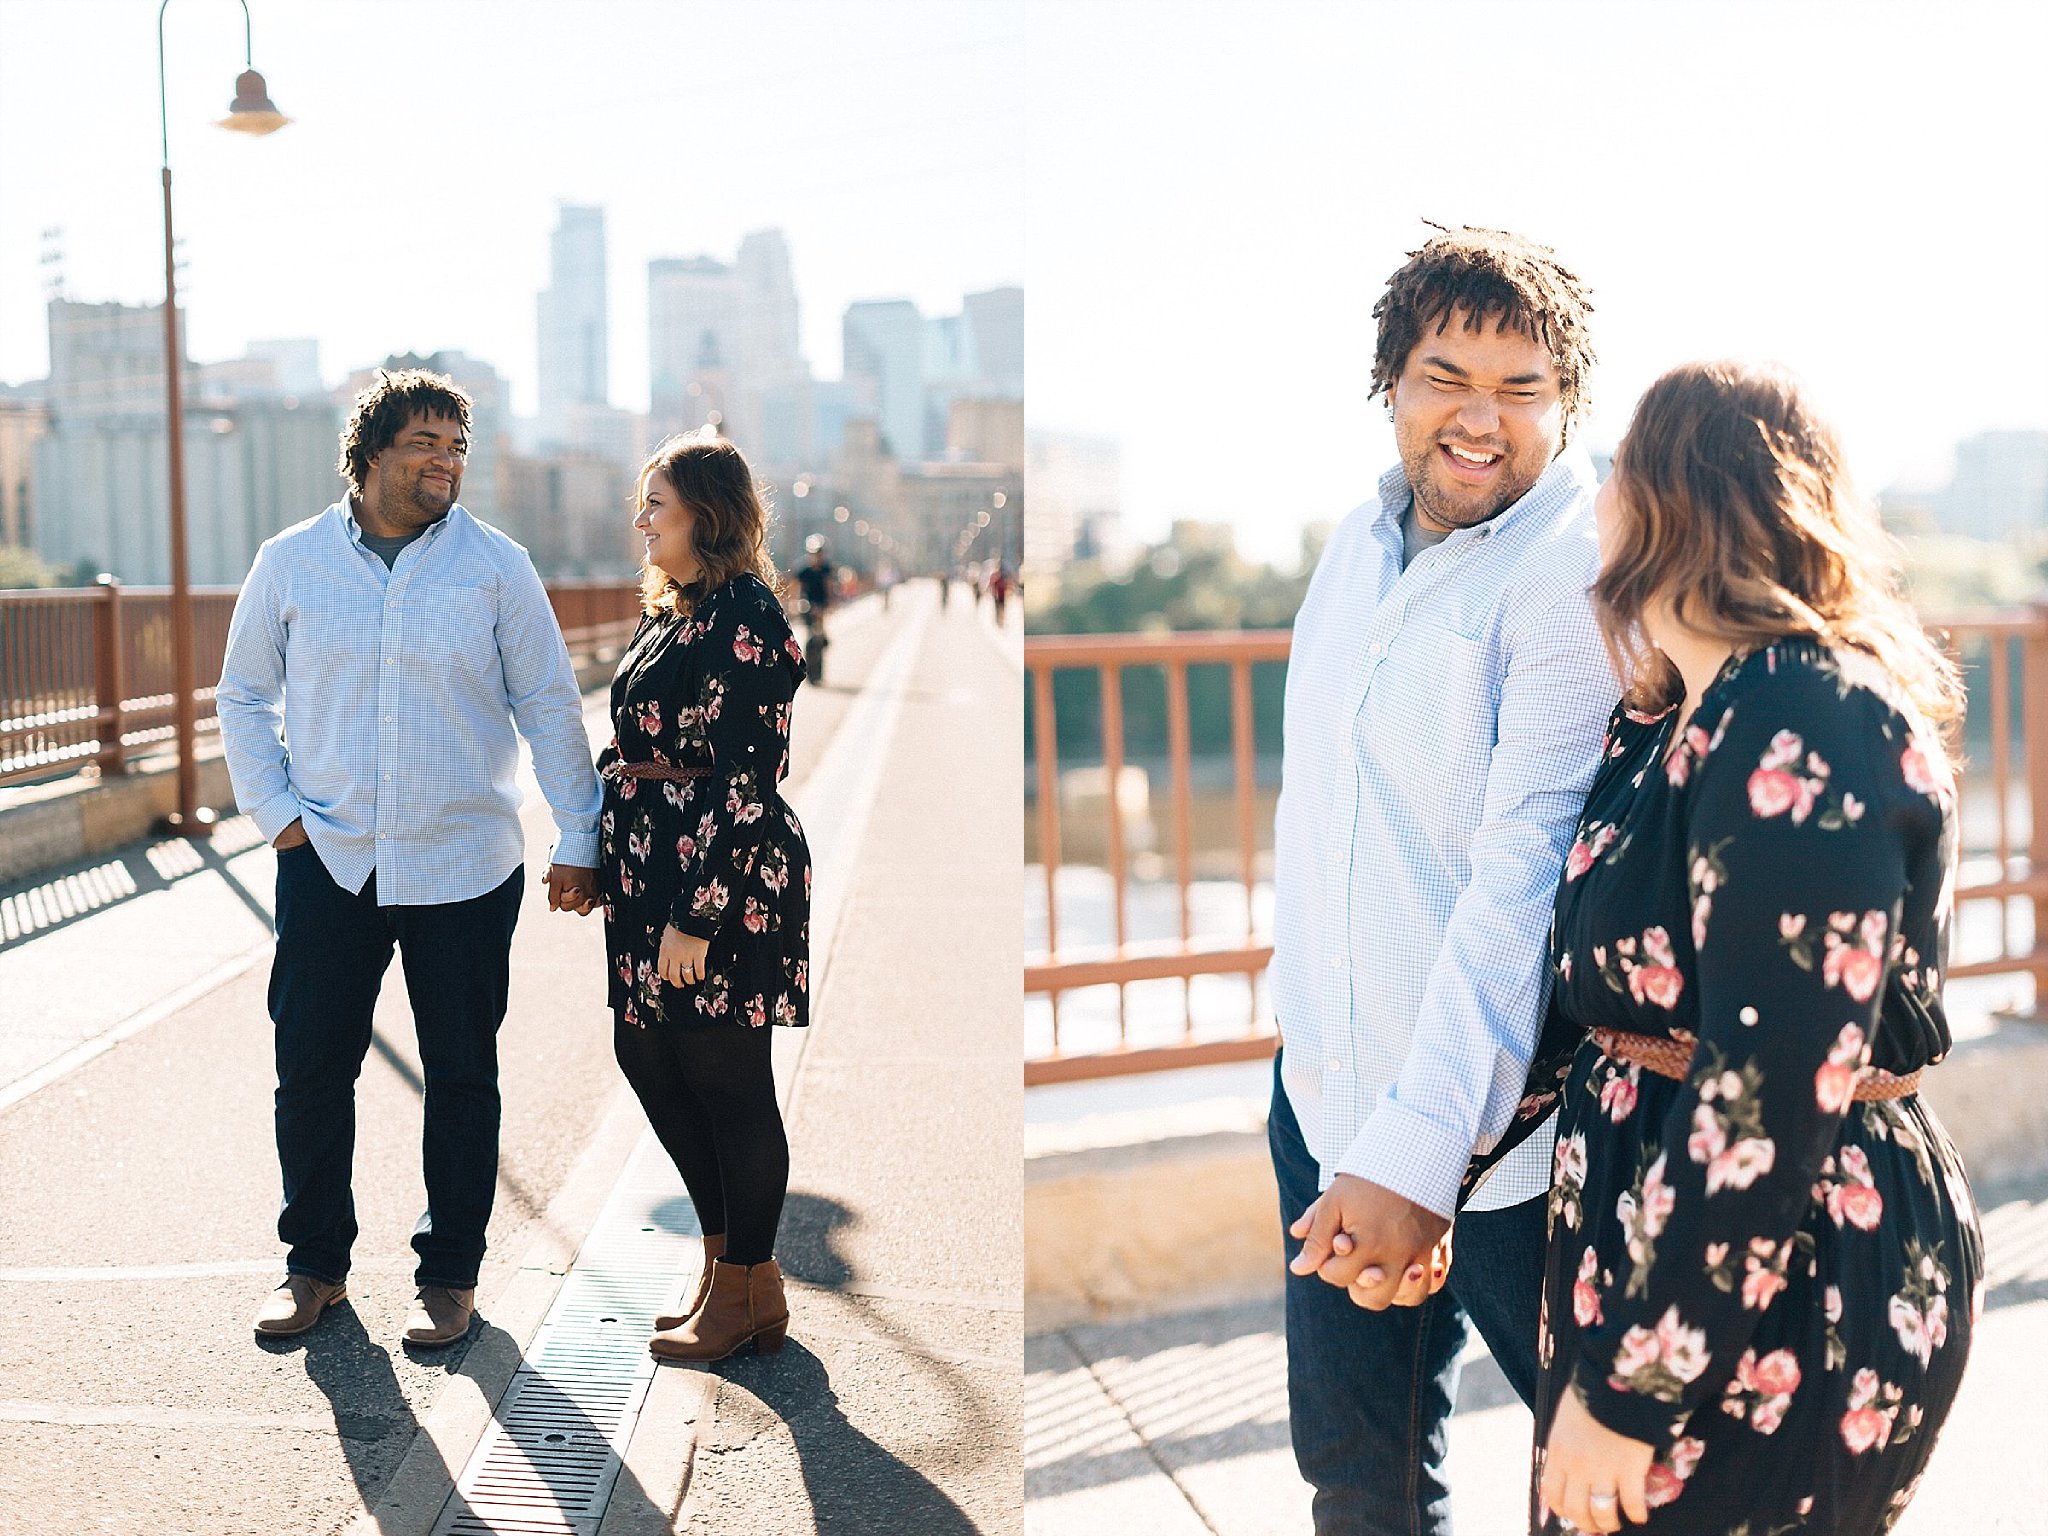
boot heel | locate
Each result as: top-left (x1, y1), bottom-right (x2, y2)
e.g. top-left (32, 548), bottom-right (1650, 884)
top-left (754, 1320), bottom-right (788, 1354)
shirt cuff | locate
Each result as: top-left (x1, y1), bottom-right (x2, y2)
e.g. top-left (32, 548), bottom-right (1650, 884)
top-left (1335, 1095), bottom-right (1473, 1221)
top-left (249, 792), bottom-right (305, 845)
top-left (551, 830), bottom-right (599, 869)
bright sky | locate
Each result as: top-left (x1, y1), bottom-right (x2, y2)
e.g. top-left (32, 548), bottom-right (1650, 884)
top-left (1028, 0), bottom-right (2048, 564)
top-left (0, 0), bottom-right (1022, 415)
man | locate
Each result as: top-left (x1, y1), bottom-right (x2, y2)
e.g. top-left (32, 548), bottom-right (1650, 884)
top-left (1269, 227), bottom-right (1613, 1533)
top-left (793, 536), bottom-right (836, 681)
top-left (217, 369), bottom-right (602, 1348)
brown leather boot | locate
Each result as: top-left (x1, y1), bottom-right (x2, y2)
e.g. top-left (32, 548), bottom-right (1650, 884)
top-left (653, 1232), bottom-right (727, 1331)
top-left (648, 1259), bottom-right (788, 1362)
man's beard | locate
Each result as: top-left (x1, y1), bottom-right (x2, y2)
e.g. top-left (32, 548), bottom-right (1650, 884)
top-left (1401, 439), bottom-right (1535, 533)
top-left (391, 473), bottom-right (454, 526)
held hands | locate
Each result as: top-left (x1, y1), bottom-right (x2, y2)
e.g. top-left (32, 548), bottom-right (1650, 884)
top-left (1538, 1384), bottom-right (1654, 1532)
top-left (1288, 1173), bottom-right (1452, 1310)
top-left (657, 924), bottom-right (709, 988)
top-left (544, 863), bottom-right (600, 916)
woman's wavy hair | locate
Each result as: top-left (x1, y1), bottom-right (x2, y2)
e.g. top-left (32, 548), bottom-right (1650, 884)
top-left (1595, 360), bottom-right (1962, 756)
top-left (636, 433), bottom-right (780, 616)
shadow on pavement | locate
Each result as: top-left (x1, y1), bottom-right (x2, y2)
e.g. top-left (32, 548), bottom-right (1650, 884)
top-left (663, 1190), bottom-right (980, 1530)
top-left (0, 819), bottom-right (273, 954)
top-left (268, 1306), bottom-right (675, 1530)
top-left (261, 1301), bottom-right (438, 1511)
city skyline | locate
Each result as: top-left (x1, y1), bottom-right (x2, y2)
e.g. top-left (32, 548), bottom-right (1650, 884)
top-left (1028, 0), bottom-right (2048, 563)
top-left (0, 0), bottom-right (1022, 416)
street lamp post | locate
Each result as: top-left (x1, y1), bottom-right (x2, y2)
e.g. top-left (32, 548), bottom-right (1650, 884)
top-left (156, 0), bottom-right (287, 836)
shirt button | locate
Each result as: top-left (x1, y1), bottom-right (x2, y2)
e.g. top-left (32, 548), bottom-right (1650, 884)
top-left (386, 657), bottom-right (397, 665)
top-left (383, 774), bottom-right (393, 782)
top-left (1327, 1058), bottom-right (1344, 1074)
top-left (378, 832), bottom-right (389, 839)
top-left (383, 715), bottom-right (393, 724)
top-left (1328, 957), bottom-right (1342, 970)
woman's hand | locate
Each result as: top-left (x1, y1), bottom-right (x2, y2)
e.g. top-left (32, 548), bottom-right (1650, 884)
top-left (658, 925), bottom-right (710, 988)
top-left (1539, 1385), bottom-right (1654, 1532)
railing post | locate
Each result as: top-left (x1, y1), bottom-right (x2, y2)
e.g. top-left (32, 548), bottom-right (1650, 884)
top-left (2026, 605), bottom-right (2048, 993)
top-left (93, 574), bottom-right (128, 777)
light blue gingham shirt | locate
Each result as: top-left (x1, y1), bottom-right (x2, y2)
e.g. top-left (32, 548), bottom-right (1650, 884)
top-left (1272, 448), bottom-right (1613, 1218)
top-left (216, 502), bottom-right (602, 906)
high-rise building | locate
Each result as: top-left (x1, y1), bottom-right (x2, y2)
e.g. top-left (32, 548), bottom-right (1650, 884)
top-left (645, 229), bottom-right (808, 464)
top-left (0, 385), bottom-right (50, 552)
top-left (1025, 429), bottom-right (1122, 581)
top-left (843, 289), bottom-right (1024, 463)
top-left (536, 204), bottom-right (610, 448)
top-left (962, 286), bottom-right (1023, 396)
top-left (29, 299), bottom-right (341, 584)
top-left (842, 299), bottom-right (928, 461)
top-left (1934, 430), bottom-right (2048, 540)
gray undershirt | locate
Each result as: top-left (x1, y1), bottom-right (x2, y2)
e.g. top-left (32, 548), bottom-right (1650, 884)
top-left (1401, 501), bottom-right (1452, 569)
top-left (361, 528), bottom-right (426, 569)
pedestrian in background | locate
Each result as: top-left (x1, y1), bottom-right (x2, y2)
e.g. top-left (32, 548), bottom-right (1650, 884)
top-left (598, 433), bottom-right (811, 1362)
top-left (217, 369), bottom-right (603, 1348)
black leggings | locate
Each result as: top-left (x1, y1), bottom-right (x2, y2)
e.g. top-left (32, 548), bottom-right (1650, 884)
top-left (613, 1015), bottom-right (789, 1266)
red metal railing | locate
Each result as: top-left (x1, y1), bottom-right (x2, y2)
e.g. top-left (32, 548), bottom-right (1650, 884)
top-left (0, 578), bottom-right (644, 788)
top-left (1026, 611), bottom-right (2048, 1085)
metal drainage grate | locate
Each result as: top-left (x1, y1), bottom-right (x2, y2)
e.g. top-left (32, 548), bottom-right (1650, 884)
top-left (432, 1135), bottom-right (700, 1535)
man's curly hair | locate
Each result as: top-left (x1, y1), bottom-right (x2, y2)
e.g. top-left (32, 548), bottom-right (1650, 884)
top-left (337, 369), bottom-right (473, 496)
top-left (1370, 226), bottom-right (1596, 443)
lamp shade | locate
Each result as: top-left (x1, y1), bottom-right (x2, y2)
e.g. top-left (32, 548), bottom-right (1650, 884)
top-left (218, 70), bottom-right (289, 134)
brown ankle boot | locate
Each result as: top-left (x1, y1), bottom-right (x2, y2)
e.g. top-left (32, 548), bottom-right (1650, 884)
top-left (653, 1233), bottom-right (726, 1330)
top-left (648, 1259), bottom-right (788, 1362)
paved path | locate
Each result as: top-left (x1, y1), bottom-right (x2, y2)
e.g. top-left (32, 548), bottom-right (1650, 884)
top-left (1025, 1172), bottom-right (2048, 1534)
top-left (0, 582), bottom-right (1022, 1533)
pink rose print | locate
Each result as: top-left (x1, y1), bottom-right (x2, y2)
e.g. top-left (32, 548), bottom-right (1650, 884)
top-left (1573, 1245), bottom-right (1604, 1327)
top-left (1622, 926), bottom-right (1685, 1009)
top-left (743, 896), bottom-right (769, 935)
top-left (1826, 1144), bottom-right (1885, 1231)
top-left (732, 625), bottom-right (762, 663)
top-left (1815, 1022), bottom-right (1870, 1113)
top-left (746, 995), bottom-right (767, 1029)
top-left (1643, 1435), bottom-right (1704, 1508)
top-left (1599, 1062), bottom-right (1639, 1123)
top-left (1753, 1349), bottom-right (1800, 1396)
top-left (1565, 822), bottom-right (1619, 883)
top-left (1900, 737), bottom-right (1943, 797)
top-left (1840, 1369), bottom-right (1902, 1454)
top-left (1609, 1305), bottom-right (1711, 1402)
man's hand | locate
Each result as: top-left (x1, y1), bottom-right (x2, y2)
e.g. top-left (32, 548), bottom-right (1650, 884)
top-left (273, 818), bottom-right (309, 852)
top-left (545, 863), bottom-right (599, 915)
top-left (1538, 1383), bottom-right (1654, 1532)
top-left (658, 924), bottom-right (710, 988)
top-left (1288, 1173), bottom-right (1450, 1309)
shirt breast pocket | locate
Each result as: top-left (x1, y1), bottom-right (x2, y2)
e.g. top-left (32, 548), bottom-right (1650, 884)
top-left (1364, 624), bottom-right (1499, 819)
top-left (411, 585), bottom-right (498, 676)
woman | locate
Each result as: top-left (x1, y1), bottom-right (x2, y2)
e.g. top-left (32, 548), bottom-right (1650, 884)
top-left (596, 433), bottom-right (811, 1362)
top-left (1475, 362), bottom-right (1982, 1534)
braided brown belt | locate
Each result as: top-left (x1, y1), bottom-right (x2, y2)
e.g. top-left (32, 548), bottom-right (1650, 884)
top-left (1592, 1027), bottom-right (1921, 1103)
top-left (602, 759), bottom-right (713, 784)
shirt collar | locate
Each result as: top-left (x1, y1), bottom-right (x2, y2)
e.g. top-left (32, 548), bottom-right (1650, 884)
top-left (1373, 444), bottom-right (1596, 540)
top-left (339, 497), bottom-right (462, 547)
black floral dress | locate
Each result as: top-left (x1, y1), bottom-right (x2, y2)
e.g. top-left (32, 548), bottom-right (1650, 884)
top-left (1470, 639), bottom-right (1982, 1535)
top-left (597, 573), bottom-right (811, 1031)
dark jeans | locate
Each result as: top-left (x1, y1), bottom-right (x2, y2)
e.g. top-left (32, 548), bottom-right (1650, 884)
top-left (1270, 1050), bottom-right (1547, 1536)
top-left (269, 845), bottom-right (523, 1289)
